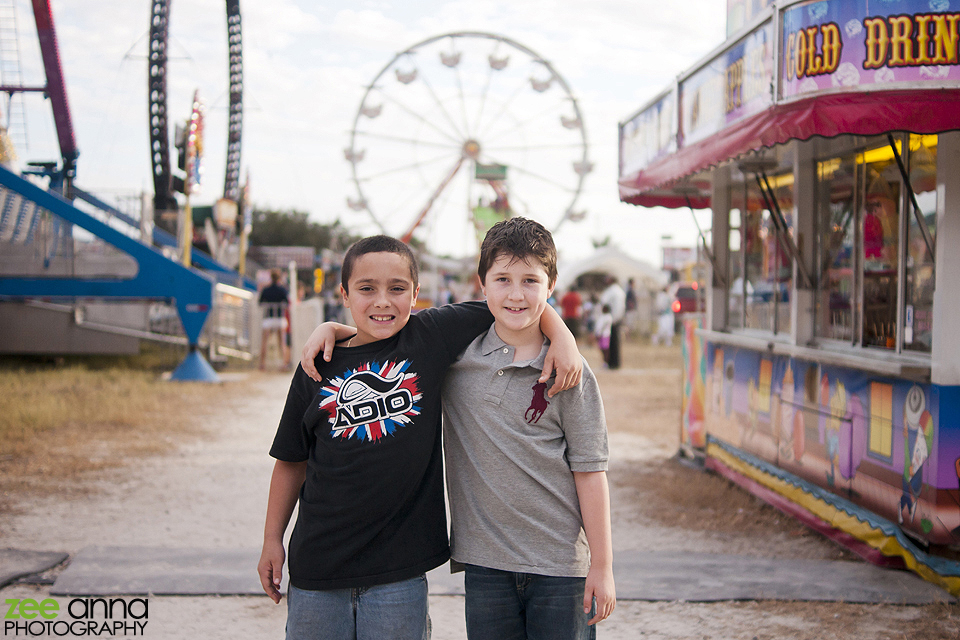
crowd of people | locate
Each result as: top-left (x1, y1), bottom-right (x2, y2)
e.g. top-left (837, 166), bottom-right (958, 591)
top-left (258, 263), bottom-right (676, 374)
top-left (555, 276), bottom-right (642, 370)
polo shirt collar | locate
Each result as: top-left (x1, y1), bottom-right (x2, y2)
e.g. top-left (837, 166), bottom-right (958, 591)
top-left (479, 325), bottom-right (550, 371)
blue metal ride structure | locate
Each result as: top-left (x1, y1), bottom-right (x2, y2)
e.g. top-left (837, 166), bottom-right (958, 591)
top-left (0, 0), bottom-right (250, 380)
top-left (0, 165), bottom-right (219, 379)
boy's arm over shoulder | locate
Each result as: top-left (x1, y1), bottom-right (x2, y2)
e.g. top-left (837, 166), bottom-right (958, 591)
top-left (301, 323), bottom-right (356, 381)
top-left (558, 360), bottom-right (608, 472)
top-left (415, 300), bottom-right (493, 360)
top-left (540, 304), bottom-right (582, 396)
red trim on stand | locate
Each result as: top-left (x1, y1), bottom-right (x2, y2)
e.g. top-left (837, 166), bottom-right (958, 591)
top-left (620, 89), bottom-right (960, 209)
top-left (705, 455), bottom-right (908, 570)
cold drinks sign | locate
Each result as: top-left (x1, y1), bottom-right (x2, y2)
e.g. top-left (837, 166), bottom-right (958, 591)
top-left (780, 0), bottom-right (960, 98)
top-left (619, 0), bottom-right (960, 179)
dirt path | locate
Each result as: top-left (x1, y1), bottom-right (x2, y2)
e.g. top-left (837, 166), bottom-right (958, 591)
top-left (2, 344), bottom-right (958, 639)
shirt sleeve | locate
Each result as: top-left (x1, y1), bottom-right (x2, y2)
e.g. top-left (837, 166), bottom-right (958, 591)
top-left (416, 301), bottom-right (493, 361)
top-left (559, 359), bottom-right (609, 472)
top-left (269, 365), bottom-right (316, 462)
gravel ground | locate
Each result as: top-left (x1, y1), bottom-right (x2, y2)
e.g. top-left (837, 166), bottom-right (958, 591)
top-left (1, 342), bottom-right (958, 639)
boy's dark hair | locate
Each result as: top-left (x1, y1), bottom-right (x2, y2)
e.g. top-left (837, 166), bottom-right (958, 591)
top-left (341, 235), bottom-right (419, 293)
top-left (477, 217), bottom-right (557, 286)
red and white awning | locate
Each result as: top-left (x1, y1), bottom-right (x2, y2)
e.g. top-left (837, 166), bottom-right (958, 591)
top-left (619, 1), bottom-right (960, 209)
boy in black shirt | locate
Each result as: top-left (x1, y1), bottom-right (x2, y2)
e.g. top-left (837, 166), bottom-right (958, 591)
top-left (258, 236), bottom-right (580, 640)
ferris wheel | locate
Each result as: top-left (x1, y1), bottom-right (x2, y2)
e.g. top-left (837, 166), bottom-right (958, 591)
top-left (345, 31), bottom-right (592, 255)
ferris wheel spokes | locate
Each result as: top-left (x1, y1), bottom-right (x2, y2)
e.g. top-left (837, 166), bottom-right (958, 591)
top-left (472, 77), bottom-right (531, 145)
top-left (472, 56), bottom-right (498, 139)
top-left (354, 130), bottom-right (461, 150)
top-left (452, 59), bottom-right (472, 139)
top-left (484, 155), bottom-right (579, 195)
top-left (403, 56), bottom-right (468, 142)
top-left (400, 156), bottom-right (465, 243)
top-left (356, 151), bottom-right (461, 184)
top-left (373, 89), bottom-right (464, 146)
top-left (349, 32), bottom-right (590, 253)
top-left (479, 100), bottom-right (572, 149)
top-left (485, 141), bottom-right (589, 152)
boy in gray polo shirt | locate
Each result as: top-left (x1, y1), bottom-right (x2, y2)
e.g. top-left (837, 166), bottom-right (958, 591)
top-left (442, 218), bottom-right (615, 640)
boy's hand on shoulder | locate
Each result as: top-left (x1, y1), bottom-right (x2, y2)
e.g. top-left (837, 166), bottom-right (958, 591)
top-left (541, 339), bottom-right (583, 397)
top-left (584, 564), bottom-right (616, 625)
top-left (257, 540), bottom-right (286, 604)
top-left (301, 323), bottom-right (346, 381)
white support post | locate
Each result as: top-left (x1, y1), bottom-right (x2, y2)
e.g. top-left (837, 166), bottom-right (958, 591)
top-left (931, 132), bottom-right (960, 385)
top-left (709, 165), bottom-right (731, 332)
top-left (792, 141), bottom-right (816, 347)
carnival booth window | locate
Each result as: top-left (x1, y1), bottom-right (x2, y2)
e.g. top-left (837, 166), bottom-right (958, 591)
top-left (816, 152), bottom-right (856, 342)
top-left (861, 145), bottom-right (900, 350)
top-left (728, 196), bottom-right (745, 328)
top-left (903, 135), bottom-right (937, 353)
top-left (814, 135), bottom-right (936, 353)
top-left (729, 165), bottom-right (793, 336)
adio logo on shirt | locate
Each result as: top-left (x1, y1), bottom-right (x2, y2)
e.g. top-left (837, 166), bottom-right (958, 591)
top-left (319, 360), bottom-right (422, 442)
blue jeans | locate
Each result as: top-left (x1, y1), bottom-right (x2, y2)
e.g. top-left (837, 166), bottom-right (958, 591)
top-left (286, 575), bottom-right (430, 640)
top-left (463, 565), bottom-right (595, 640)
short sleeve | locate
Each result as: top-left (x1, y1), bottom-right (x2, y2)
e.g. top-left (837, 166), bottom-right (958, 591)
top-left (559, 359), bottom-right (609, 472)
top-left (269, 365), bottom-right (316, 462)
top-left (416, 301), bottom-right (493, 360)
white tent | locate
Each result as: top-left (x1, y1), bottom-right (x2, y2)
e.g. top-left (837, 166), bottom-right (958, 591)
top-left (556, 245), bottom-right (667, 293)
top-left (556, 246), bottom-right (668, 337)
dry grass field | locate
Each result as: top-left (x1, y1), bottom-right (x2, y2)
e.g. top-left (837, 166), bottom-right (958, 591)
top-left (0, 348), bottom-right (235, 508)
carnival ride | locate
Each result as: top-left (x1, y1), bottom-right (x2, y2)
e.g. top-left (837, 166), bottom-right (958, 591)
top-left (0, 0), bottom-right (250, 380)
top-left (345, 32), bottom-right (592, 255)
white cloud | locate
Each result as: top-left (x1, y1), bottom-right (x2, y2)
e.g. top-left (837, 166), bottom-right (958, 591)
top-left (12, 0), bottom-right (726, 264)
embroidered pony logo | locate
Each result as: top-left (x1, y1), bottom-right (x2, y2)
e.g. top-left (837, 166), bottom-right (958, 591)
top-left (525, 381), bottom-right (550, 424)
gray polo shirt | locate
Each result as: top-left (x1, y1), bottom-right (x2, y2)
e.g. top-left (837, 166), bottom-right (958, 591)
top-left (441, 324), bottom-right (608, 577)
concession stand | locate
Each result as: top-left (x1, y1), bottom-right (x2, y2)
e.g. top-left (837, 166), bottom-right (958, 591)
top-left (619, 0), bottom-right (960, 593)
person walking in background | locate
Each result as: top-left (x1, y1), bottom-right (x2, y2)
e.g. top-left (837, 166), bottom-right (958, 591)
top-left (259, 268), bottom-right (291, 371)
top-left (595, 304), bottom-right (613, 366)
top-left (583, 294), bottom-right (597, 345)
top-left (560, 287), bottom-right (583, 340)
top-left (599, 276), bottom-right (626, 369)
top-left (652, 286), bottom-right (675, 346)
top-left (624, 278), bottom-right (638, 338)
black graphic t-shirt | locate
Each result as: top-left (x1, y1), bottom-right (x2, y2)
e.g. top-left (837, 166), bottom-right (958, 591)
top-left (270, 301), bottom-right (493, 591)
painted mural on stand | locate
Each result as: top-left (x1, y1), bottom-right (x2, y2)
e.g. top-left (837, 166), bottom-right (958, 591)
top-left (696, 343), bottom-right (960, 546)
top-left (680, 317), bottom-right (707, 450)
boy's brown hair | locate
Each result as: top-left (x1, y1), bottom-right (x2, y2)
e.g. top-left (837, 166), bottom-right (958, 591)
top-left (341, 235), bottom-right (419, 293)
top-left (477, 217), bottom-right (557, 286)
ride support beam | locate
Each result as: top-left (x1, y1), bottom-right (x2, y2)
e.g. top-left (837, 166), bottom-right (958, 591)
top-left (0, 165), bottom-right (214, 346)
top-left (400, 157), bottom-right (463, 244)
top-left (30, 0), bottom-right (78, 178)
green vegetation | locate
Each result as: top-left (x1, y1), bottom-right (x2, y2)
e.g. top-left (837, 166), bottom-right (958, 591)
top-left (248, 209), bottom-right (359, 252)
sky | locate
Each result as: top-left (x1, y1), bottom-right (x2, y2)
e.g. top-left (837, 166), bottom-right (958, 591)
top-left (7, 0), bottom-right (728, 267)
